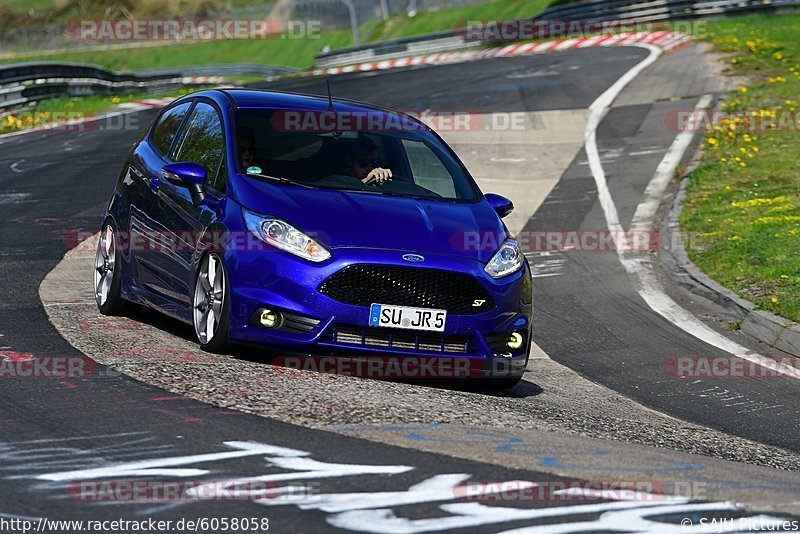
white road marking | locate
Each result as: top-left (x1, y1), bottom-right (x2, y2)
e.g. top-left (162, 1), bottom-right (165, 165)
top-left (630, 94), bottom-right (713, 230)
top-left (627, 148), bottom-right (664, 156)
top-left (37, 441), bottom-right (311, 481)
top-left (9, 159), bottom-right (54, 174)
top-left (0, 193), bottom-right (32, 204)
top-left (489, 157), bottom-right (528, 163)
top-left (527, 253), bottom-right (566, 279)
top-left (584, 45), bottom-right (800, 381)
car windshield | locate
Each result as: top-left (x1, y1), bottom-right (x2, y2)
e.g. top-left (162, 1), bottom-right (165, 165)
top-left (235, 108), bottom-right (480, 201)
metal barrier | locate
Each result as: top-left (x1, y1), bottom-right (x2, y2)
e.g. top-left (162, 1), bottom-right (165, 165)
top-left (314, 30), bottom-right (467, 68)
top-left (316, 0), bottom-right (800, 67)
top-left (0, 62), bottom-right (295, 111)
top-left (536, 0), bottom-right (800, 22)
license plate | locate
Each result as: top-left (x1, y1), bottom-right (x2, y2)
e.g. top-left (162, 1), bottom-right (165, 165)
top-left (369, 304), bottom-right (447, 332)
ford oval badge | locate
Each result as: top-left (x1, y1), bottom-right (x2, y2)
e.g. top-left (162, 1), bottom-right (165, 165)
top-left (402, 254), bottom-right (425, 262)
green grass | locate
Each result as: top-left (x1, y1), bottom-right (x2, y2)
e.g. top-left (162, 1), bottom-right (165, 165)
top-left (0, 29), bottom-right (354, 71)
top-left (0, 88), bottom-right (205, 133)
top-left (366, 0), bottom-right (554, 41)
top-left (0, 0), bottom-right (565, 137)
top-left (0, 0), bottom-right (562, 70)
top-left (5, 0), bottom-right (54, 12)
top-left (680, 14), bottom-right (800, 321)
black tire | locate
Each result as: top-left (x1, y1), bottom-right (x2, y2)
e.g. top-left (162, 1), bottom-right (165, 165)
top-left (193, 253), bottom-right (231, 353)
top-left (94, 221), bottom-right (130, 316)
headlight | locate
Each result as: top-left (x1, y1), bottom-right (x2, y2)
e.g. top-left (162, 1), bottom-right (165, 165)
top-left (243, 209), bottom-right (331, 262)
top-left (484, 239), bottom-right (523, 279)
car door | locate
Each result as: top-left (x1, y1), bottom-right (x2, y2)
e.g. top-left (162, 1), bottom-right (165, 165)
top-left (127, 100), bottom-right (194, 303)
top-left (147, 100), bottom-right (227, 317)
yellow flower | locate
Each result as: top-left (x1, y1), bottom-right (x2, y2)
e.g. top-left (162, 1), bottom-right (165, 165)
top-left (752, 147), bottom-right (760, 152)
top-left (781, 275), bottom-right (790, 279)
top-left (724, 185), bottom-right (731, 190)
top-left (771, 296), bottom-right (778, 303)
top-left (739, 86), bottom-right (748, 93)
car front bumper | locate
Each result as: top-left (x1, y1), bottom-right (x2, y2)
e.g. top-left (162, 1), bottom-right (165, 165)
top-left (225, 247), bottom-right (533, 378)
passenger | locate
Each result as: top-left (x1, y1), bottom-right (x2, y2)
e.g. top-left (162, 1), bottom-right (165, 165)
top-left (239, 127), bottom-right (257, 169)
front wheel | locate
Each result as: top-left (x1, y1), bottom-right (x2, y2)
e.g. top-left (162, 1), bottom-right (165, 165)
top-left (193, 253), bottom-right (231, 353)
top-left (94, 223), bottom-right (129, 315)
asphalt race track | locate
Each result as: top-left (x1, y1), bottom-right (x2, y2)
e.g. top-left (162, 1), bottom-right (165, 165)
top-left (259, 45), bottom-right (800, 451)
top-left (1, 44), bottom-right (799, 530)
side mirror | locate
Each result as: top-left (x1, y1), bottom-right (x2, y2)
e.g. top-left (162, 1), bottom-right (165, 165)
top-left (485, 193), bottom-right (514, 218)
top-left (163, 162), bottom-right (206, 186)
top-left (163, 162), bottom-right (206, 202)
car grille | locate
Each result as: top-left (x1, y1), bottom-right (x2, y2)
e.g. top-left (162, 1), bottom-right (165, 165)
top-left (328, 326), bottom-right (471, 354)
top-left (317, 264), bottom-right (494, 314)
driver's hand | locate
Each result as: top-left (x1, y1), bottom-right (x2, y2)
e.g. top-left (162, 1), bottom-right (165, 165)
top-left (363, 167), bottom-right (392, 184)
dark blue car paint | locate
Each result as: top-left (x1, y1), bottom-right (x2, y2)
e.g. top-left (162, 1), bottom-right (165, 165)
top-left (102, 89), bottom-right (533, 377)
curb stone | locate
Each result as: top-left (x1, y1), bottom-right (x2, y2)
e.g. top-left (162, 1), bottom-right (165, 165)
top-left (661, 146), bottom-right (800, 357)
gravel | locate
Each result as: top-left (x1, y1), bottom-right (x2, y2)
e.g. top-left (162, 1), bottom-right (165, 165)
top-left (42, 250), bottom-right (800, 473)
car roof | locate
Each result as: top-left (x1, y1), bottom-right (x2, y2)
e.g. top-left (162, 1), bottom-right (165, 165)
top-left (197, 88), bottom-right (431, 131)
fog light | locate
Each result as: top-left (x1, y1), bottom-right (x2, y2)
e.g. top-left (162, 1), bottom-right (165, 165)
top-left (507, 332), bottom-right (524, 350)
top-left (259, 309), bottom-right (282, 328)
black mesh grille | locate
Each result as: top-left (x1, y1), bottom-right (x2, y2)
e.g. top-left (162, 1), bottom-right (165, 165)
top-left (318, 264), bottom-right (494, 314)
top-left (328, 326), bottom-right (471, 354)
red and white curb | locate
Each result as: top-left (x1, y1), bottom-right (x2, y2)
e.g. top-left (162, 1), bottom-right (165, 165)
top-left (307, 31), bottom-right (693, 77)
top-left (181, 76), bottom-right (227, 85)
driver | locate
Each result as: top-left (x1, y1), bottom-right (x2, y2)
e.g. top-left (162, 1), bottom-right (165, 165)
top-left (346, 136), bottom-right (392, 184)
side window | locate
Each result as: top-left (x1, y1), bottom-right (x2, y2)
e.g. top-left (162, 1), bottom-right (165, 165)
top-left (151, 102), bottom-right (192, 156)
top-left (401, 139), bottom-right (456, 198)
top-left (208, 155), bottom-right (227, 193)
top-left (173, 102), bottom-right (224, 179)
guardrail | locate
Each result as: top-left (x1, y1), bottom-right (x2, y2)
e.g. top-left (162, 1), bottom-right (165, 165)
top-left (315, 0), bottom-right (800, 67)
top-left (536, 0), bottom-right (800, 22)
top-left (315, 30), bottom-right (469, 68)
top-left (0, 62), bottom-right (296, 111)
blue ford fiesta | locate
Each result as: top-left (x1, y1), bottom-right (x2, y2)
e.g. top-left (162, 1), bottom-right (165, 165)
top-left (94, 88), bottom-right (532, 388)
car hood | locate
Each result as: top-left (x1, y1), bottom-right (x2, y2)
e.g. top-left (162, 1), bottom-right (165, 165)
top-left (232, 175), bottom-right (508, 263)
